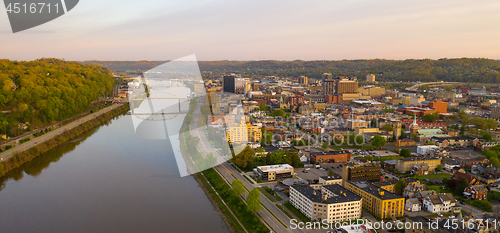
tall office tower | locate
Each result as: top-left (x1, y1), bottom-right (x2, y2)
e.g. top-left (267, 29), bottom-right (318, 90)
top-left (335, 76), bottom-right (358, 95)
top-left (252, 82), bottom-right (259, 91)
top-left (322, 73), bottom-right (335, 95)
top-left (299, 76), bottom-right (308, 85)
top-left (223, 74), bottom-right (236, 93)
top-left (366, 74), bottom-right (376, 82)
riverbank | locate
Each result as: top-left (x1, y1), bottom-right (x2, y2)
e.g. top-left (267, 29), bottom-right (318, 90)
top-left (0, 104), bottom-right (130, 177)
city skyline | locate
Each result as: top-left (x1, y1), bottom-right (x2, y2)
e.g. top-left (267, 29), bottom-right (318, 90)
top-left (1, 0), bottom-right (500, 61)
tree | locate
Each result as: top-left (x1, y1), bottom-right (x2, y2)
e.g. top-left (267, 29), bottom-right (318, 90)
top-left (455, 178), bottom-right (469, 195)
top-left (445, 86), bottom-right (454, 92)
top-left (259, 103), bottom-right (267, 111)
top-left (460, 124), bottom-right (466, 135)
top-left (274, 109), bottom-right (286, 118)
top-left (435, 164), bottom-right (443, 172)
top-left (489, 157), bottom-right (500, 167)
top-left (291, 152), bottom-right (301, 168)
top-left (400, 148), bottom-right (412, 158)
top-left (394, 179), bottom-right (406, 195)
top-left (246, 188), bottom-right (263, 213)
top-left (483, 132), bottom-right (493, 141)
top-left (231, 179), bottom-right (246, 198)
top-left (261, 129), bottom-right (273, 146)
top-left (370, 135), bottom-right (387, 149)
top-left (232, 146), bottom-right (256, 170)
top-left (327, 169), bottom-right (335, 176)
top-left (411, 133), bottom-right (419, 141)
top-left (322, 142), bottom-right (328, 149)
top-left (381, 125), bottom-right (394, 131)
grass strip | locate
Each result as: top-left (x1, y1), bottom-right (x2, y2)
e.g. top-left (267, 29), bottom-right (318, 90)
top-left (276, 204), bottom-right (292, 218)
top-left (202, 168), bottom-right (269, 233)
top-left (284, 201), bottom-right (311, 223)
top-left (261, 202), bottom-right (287, 228)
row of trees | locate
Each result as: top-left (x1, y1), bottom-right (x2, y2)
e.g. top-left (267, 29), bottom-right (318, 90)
top-left (0, 58), bottom-right (115, 136)
top-left (232, 146), bottom-right (302, 170)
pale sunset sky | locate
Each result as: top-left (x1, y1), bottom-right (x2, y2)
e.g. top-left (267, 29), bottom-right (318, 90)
top-left (0, 0), bottom-right (499, 61)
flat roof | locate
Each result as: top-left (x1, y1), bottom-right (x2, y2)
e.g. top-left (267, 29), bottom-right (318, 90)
top-left (291, 184), bottom-right (361, 204)
top-left (320, 175), bottom-right (342, 180)
top-left (257, 164), bottom-right (293, 172)
top-left (347, 180), bottom-right (404, 200)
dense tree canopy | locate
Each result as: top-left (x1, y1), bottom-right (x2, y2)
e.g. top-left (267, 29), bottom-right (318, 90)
top-left (0, 59), bottom-right (114, 136)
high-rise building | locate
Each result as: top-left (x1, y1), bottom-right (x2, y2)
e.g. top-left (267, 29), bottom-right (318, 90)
top-left (251, 82), bottom-right (259, 91)
top-left (322, 73), bottom-right (335, 95)
top-left (335, 77), bottom-right (358, 95)
top-left (491, 106), bottom-right (500, 120)
top-left (299, 76), bottom-right (308, 85)
top-left (223, 74), bottom-right (236, 93)
top-left (366, 74), bottom-right (376, 82)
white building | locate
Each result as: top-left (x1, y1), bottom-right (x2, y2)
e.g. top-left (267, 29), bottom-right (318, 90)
top-left (417, 145), bottom-right (439, 155)
top-left (405, 198), bottom-right (422, 212)
top-left (422, 193), bottom-right (456, 213)
top-left (290, 184), bottom-right (362, 222)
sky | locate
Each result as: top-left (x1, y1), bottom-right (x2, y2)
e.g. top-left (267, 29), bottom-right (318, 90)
top-left (1, 0), bottom-right (499, 61)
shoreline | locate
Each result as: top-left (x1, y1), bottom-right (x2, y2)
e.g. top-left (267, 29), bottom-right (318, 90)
top-left (192, 173), bottom-right (237, 233)
top-left (0, 104), bottom-right (130, 178)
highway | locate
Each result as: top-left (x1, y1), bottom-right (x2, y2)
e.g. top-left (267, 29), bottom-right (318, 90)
top-left (0, 104), bottom-right (124, 162)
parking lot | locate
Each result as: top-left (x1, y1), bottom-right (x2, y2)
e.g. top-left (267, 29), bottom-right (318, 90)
top-left (449, 149), bottom-right (484, 159)
top-left (296, 167), bottom-right (328, 180)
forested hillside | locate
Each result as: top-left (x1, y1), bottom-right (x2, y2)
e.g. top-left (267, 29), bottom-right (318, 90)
top-left (198, 58), bottom-right (500, 83)
top-left (0, 58), bottom-right (115, 137)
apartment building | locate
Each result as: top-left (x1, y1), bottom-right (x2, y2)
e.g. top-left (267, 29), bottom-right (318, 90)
top-left (345, 180), bottom-right (405, 219)
top-left (395, 157), bottom-right (441, 173)
top-left (342, 164), bottom-right (381, 185)
top-left (290, 184), bottom-right (362, 222)
top-left (226, 122), bottom-right (262, 143)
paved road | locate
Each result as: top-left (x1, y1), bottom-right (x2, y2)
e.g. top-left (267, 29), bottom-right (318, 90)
top-left (0, 104), bottom-right (124, 162)
top-left (189, 102), bottom-right (303, 233)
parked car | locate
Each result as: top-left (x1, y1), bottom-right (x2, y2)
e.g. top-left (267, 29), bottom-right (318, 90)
top-left (403, 213), bottom-right (409, 217)
top-left (437, 213), bottom-right (443, 217)
top-left (460, 201), bottom-right (465, 205)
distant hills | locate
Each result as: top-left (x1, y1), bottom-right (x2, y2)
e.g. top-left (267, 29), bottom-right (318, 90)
top-left (84, 58), bottom-right (500, 84)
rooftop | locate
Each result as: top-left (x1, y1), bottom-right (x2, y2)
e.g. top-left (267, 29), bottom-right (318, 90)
top-left (347, 180), bottom-right (404, 200)
top-left (291, 184), bottom-right (362, 204)
top-left (257, 164), bottom-right (293, 172)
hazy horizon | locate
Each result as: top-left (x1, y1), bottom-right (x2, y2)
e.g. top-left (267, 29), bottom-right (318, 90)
top-left (1, 0), bottom-right (500, 61)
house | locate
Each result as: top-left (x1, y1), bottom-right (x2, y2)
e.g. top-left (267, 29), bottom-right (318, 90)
top-left (414, 190), bottom-right (437, 202)
top-left (411, 163), bottom-right (429, 176)
top-left (464, 185), bottom-right (487, 200)
top-left (403, 183), bottom-right (426, 199)
top-left (405, 198), bottom-right (422, 212)
top-left (422, 193), bottom-right (456, 213)
top-left (451, 171), bottom-right (481, 186)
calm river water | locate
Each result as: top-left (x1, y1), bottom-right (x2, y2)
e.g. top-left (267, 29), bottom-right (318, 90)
top-left (0, 114), bottom-right (230, 233)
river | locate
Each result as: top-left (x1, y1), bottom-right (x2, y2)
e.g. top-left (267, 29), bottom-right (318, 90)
top-left (0, 113), bottom-right (230, 233)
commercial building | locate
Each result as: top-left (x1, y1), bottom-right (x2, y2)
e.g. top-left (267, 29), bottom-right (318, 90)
top-left (345, 180), bottom-right (405, 219)
top-left (335, 77), bottom-right (358, 95)
top-left (491, 106), bottom-right (500, 120)
top-left (223, 74), bottom-right (236, 93)
top-left (395, 157), bottom-right (441, 173)
top-left (255, 164), bottom-right (293, 181)
top-left (342, 164), bottom-right (381, 185)
top-left (323, 73), bottom-right (335, 95)
top-left (290, 184), bottom-right (362, 222)
top-left (310, 151), bottom-right (352, 163)
top-left (366, 74), bottom-right (376, 82)
top-left (299, 76), bottom-right (308, 85)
